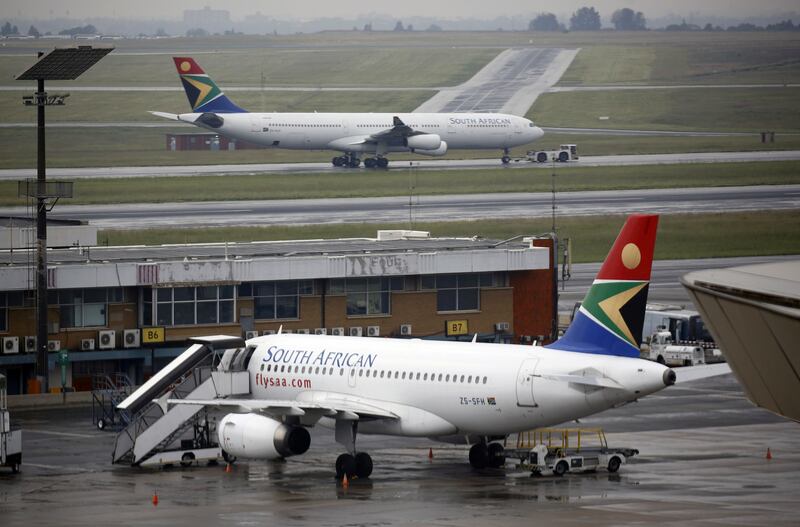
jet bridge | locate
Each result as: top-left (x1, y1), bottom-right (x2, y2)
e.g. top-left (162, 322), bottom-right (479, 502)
top-left (112, 336), bottom-right (253, 466)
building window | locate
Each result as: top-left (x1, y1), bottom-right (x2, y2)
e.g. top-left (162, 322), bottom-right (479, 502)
top-left (421, 273), bottom-right (496, 312)
top-left (146, 285), bottom-right (235, 327)
top-left (0, 292), bottom-right (7, 332)
top-left (329, 277), bottom-right (403, 316)
top-left (56, 288), bottom-right (109, 328)
top-left (251, 280), bottom-right (312, 321)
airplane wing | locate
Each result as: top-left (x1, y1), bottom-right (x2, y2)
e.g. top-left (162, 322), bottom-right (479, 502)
top-left (149, 111), bottom-right (180, 121)
top-left (354, 116), bottom-right (427, 146)
top-left (165, 397), bottom-right (398, 420)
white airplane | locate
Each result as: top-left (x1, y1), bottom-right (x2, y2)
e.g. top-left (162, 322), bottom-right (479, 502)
top-left (165, 214), bottom-right (728, 479)
top-left (151, 57), bottom-right (544, 168)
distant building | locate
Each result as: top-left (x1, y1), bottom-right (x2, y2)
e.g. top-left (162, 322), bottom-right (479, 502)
top-left (183, 6), bottom-right (232, 33)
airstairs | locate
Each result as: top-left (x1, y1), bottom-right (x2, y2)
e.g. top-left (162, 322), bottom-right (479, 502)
top-left (112, 336), bottom-right (251, 466)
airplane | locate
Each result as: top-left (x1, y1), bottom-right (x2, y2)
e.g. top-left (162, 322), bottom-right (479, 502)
top-left (163, 214), bottom-right (728, 479)
top-left (151, 57), bottom-right (545, 168)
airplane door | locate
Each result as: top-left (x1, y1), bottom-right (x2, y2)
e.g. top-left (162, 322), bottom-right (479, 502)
top-left (516, 359), bottom-right (539, 407)
top-left (347, 367), bottom-right (357, 388)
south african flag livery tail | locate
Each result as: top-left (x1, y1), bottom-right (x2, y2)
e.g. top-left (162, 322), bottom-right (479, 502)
top-left (548, 214), bottom-right (659, 358)
top-left (172, 57), bottom-right (246, 113)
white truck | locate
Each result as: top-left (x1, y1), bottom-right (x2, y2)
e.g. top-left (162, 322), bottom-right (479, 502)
top-left (644, 330), bottom-right (706, 367)
top-left (527, 144), bottom-right (579, 163)
top-left (1, 374), bottom-right (22, 473)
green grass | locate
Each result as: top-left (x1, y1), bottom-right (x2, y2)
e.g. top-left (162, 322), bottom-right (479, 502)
top-left (1, 47), bottom-right (500, 88)
top-left (530, 88), bottom-right (800, 132)
top-left (97, 211), bottom-right (800, 262)
top-left (2, 161), bottom-right (798, 207)
top-left (0, 89), bottom-right (435, 123)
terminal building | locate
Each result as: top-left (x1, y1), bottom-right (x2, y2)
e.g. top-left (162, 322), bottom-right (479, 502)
top-left (0, 227), bottom-right (556, 395)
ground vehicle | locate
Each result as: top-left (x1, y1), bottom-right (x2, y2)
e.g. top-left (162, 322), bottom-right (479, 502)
top-left (527, 144), bottom-right (578, 163)
top-left (1, 374), bottom-right (22, 473)
top-left (505, 428), bottom-right (637, 476)
top-left (644, 331), bottom-right (706, 366)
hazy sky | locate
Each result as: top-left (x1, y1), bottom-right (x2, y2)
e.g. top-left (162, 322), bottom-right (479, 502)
top-left (5, 1), bottom-right (799, 20)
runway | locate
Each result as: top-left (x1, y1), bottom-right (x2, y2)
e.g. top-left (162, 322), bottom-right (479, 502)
top-left (4, 184), bottom-right (796, 230)
top-left (1, 150), bottom-right (798, 181)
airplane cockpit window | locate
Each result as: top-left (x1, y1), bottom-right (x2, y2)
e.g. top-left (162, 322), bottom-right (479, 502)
top-left (529, 122), bottom-right (536, 127)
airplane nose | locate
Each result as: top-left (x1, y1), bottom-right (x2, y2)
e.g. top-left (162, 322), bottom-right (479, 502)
top-left (530, 126), bottom-right (544, 141)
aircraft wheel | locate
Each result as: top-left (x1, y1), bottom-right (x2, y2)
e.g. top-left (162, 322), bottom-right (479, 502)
top-left (468, 443), bottom-right (489, 469)
top-left (377, 157), bottom-right (389, 168)
top-left (332, 156), bottom-right (344, 167)
top-left (487, 443), bottom-right (506, 468)
top-left (335, 453), bottom-right (356, 479)
top-left (349, 158), bottom-right (361, 168)
top-left (354, 452), bottom-right (373, 479)
top-left (501, 156), bottom-right (511, 164)
top-left (364, 158), bottom-right (376, 168)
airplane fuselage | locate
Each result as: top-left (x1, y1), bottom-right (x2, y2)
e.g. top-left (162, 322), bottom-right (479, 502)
top-left (246, 334), bottom-right (670, 437)
top-left (179, 112), bottom-right (543, 154)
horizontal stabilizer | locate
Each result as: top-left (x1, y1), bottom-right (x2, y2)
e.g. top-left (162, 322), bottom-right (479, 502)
top-left (540, 372), bottom-right (624, 389)
top-left (674, 363), bottom-right (731, 383)
top-left (149, 111), bottom-right (179, 121)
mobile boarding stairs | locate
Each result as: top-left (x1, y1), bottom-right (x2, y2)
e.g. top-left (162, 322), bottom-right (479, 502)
top-left (112, 336), bottom-right (250, 467)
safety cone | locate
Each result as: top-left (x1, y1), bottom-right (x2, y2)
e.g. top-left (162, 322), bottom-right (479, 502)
top-left (766, 448), bottom-right (773, 460)
top-left (342, 473), bottom-right (349, 489)
top-left (152, 491), bottom-right (159, 506)
top-left (225, 463), bottom-right (233, 473)
top-left (428, 448), bottom-right (434, 460)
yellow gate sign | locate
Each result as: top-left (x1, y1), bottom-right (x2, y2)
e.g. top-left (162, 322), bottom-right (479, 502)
top-left (142, 327), bottom-right (165, 344)
top-left (445, 319), bottom-right (469, 337)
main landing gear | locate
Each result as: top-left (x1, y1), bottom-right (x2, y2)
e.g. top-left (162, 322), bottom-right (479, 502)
top-left (501, 147), bottom-right (511, 165)
top-left (468, 441), bottom-right (506, 469)
top-left (363, 157), bottom-right (389, 169)
top-left (332, 153), bottom-right (361, 168)
top-left (334, 419), bottom-right (373, 480)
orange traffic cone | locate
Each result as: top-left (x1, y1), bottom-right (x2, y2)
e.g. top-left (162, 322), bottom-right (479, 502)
top-left (766, 448), bottom-right (773, 460)
top-left (428, 448), bottom-right (434, 460)
top-left (225, 463), bottom-right (232, 473)
top-left (342, 473), bottom-right (349, 489)
top-left (152, 491), bottom-right (159, 506)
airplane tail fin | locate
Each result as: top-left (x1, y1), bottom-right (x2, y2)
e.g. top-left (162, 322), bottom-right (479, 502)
top-left (172, 57), bottom-right (247, 113)
top-left (547, 214), bottom-right (659, 358)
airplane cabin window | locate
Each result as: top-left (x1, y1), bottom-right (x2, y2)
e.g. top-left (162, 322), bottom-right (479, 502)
top-left (483, 376), bottom-right (487, 384)
top-left (438, 374), bottom-right (443, 381)
top-left (315, 367), bottom-right (320, 374)
top-left (402, 372), bottom-right (406, 379)
top-left (460, 375), bottom-right (465, 383)
top-left (301, 366), bottom-right (306, 374)
top-left (394, 371), bottom-right (399, 379)
top-left (260, 364), bottom-right (264, 371)
top-left (359, 369), bottom-right (363, 377)
top-left (445, 374), bottom-right (450, 382)
top-left (423, 373), bottom-right (428, 381)
top-left (380, 371), bottom-right (385, 378)
top-left (468, 375), bottom-right (472, 383)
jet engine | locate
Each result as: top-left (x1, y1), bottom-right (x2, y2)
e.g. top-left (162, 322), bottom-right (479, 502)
top-left (414, 140), bottom-right (448, 157)
top-left (406, 134), bottom-right (442, 151)
top-left (218, 413), bottom-right (311, 460)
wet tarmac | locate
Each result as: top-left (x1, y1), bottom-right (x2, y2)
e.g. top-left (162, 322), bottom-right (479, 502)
top-left (1, 374), bottom-right (797, 526)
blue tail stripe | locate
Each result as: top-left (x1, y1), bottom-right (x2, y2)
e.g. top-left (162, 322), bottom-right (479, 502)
top-left (547, 310), bottom-right (640, 358)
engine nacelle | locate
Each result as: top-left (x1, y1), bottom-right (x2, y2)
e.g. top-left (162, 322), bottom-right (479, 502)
top-left (414, 140), bottom-right (448, 157)
top-left (218, 413), bottom-right (310, 460)
top-left (406, 134), bottom-right (442, 151)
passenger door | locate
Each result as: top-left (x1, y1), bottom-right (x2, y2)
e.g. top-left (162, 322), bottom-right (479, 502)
top-left (516, 359), bottom-right (539, 407)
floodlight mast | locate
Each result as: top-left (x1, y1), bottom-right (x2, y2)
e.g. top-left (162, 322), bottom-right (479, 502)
top-left (16, 46), bottom-right (112, 394)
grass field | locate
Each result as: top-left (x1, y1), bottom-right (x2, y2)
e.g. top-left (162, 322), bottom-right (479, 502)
top-left (1, 46), bottom-right (499, 88)
top-left (2, 161), bottom-right (797, 207)
top-left (530, 87), bottom-right (800, 132)
top-left (96, 210), bottom-right (800, 262)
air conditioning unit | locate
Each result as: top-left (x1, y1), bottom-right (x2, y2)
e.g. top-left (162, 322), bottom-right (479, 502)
top-left (98, 330), bottom-right (115, 349)
top-left (367, 326), bottom-right (380, 337)
top-left (2, 336), bottom-right (19, 355)
top-left (348, 327), bottom-right (363, 337)
top-left (262, 330), bottom-right (276, 336)
top-left (24, 336), bottom-right (36, 353)
top-left (123, 329), bottom-right (140, 348)
top-left (296, 329), bottom-right (310, 335)
top-left (331, 327), bottom-right (345, 336)
top-left (495, 321), bottom-right (510, 332)
top-left (314, 328), bottom-right (327, 335)
top-left (81, 338), bottom-right (95, 351)
top-left (400, 324), bottom-right (412, 336)
top-left (245, 330), bottom-right (259, 340)
top-left (47, 340), bottom-right (61, 352)
top-left (283, 329), bottom-right (293, 334)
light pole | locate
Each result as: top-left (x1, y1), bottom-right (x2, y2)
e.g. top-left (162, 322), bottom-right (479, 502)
top-left (16, 46), bottom-right (113, 393)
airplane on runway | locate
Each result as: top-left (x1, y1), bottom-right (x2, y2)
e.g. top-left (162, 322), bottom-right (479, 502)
top-left (161, 214), bottom-right (728, 479)
top-left (151, 57), bottom-right (544, 168)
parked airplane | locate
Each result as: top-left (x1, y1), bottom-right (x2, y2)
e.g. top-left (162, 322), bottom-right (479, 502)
top-left (151, 57), bottom-right (544, 168)
top-left (163, 214), bottom-right (727, 479)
